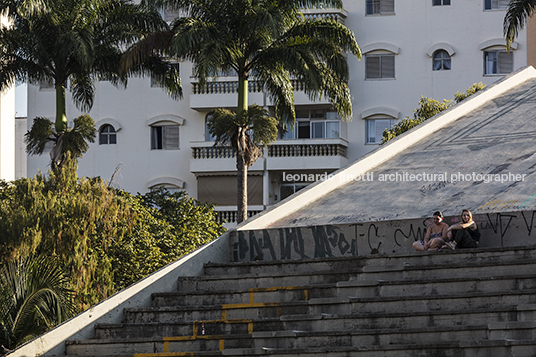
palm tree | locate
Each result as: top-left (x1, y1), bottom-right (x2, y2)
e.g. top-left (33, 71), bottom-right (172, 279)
top-left (208, 105), bottom-right (279, 220)
top-left (136, 0), bottom-right (360, 222)
top-left (0, 0), bottom-right (181, 168)
top-left (0, 256), bottom-right (75, 349)
top-left (504, 0), bottom-right (535, 49)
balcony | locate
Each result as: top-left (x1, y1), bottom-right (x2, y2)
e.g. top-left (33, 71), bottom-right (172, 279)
top-left (189, 78), bottom-right (331, 109)
top-left (302, 7), bottom-right (347, 24)
top-left (190, 138), bottom-right (348, 173)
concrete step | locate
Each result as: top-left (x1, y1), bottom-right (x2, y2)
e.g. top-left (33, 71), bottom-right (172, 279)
top-left (347, 289), bottom-right (536, 315)
top-left (126, 286), bottom-right (536, 326)
top-left (204, 245), bottom-right (536, 276)
top-left (123, 300), bottom-right (311, 324)
top-left (177, 269), bottom-right (361, 292)
top-left (97, 303), bottom-right (536, 341)
top-left (152, 273), bottom-right (536, 311)
top-left (181, 258), bottom-right (536, 294)
top-left (66, 334), bottom-right (536, 357)
top-left (151, 284), bottom-right (335, 307)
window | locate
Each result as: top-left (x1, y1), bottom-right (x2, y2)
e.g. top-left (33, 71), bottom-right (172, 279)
top-left (366, 0), bottom-right (395, 15)
top-left (281, 110), bottom-right (340, 139)
top-left (366, 118), bottom-right (395, 144)
top-left (433, 0), bottom-right (450, 5)
top-left (280, 183), bottom-right (309, 201)
top-left (151, 62), bottom-right (180, 87)
top-left (433, 50), bottom-right (451, 70)
top-left (205, 114), bottom-right (216, 141)
top-left (99, 125), bottom-right (116, 145)
top-left (151, 125), bottom-right (180, 149)
top-left (484, 50), bottom-right (513, 75)
top-left (484, 0), bottom-right (509, 10)
top-left (365, 55), bottom-right (395, 79)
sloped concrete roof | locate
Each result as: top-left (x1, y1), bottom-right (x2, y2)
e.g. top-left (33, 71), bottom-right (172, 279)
top-left (238, 66), bottom-right (536, 230)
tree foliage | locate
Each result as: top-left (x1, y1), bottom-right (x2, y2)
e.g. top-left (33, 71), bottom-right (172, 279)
top-left (381, 82), bottom-right (486, 145)
top-left (0, 160), bottom-right (225, 312)
top-left (0, 256), bottom-right (76, 349)
top-left (111, 188), bottom-right (225, 290)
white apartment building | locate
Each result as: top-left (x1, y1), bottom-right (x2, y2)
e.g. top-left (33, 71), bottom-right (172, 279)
top-left (0, 14), bottom-right (16, 181)
top-left (26, 0), bottom-right (535, 224)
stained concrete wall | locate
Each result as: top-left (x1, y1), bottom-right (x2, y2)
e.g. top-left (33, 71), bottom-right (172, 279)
top-left (230, 211), bottom-right (536, 262)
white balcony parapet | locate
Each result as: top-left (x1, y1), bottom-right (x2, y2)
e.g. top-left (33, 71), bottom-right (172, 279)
top-left (192, 138), bottom-right (348, 159)
top-left (302, 7), bottom-right (347, 23)
top-left (192, 80), bottom-right (264, 95)
top-left (191, 79), bottom-right (309, 95)
top-left (215, 206), bottom-right (264, 225)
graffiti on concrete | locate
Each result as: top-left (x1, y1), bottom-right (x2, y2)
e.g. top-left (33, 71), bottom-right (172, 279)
top-left (231, 210), bottom-right (536, 262)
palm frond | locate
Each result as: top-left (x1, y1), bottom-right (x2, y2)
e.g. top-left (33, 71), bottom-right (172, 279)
top-left (504, 0), bottom-right (536, 49)
top-left (0, 256), bottom-right (75, 349)
top-left (62, 114), bottom-right (96, 159)
top-left (24, 117), bottom-right (55, 156)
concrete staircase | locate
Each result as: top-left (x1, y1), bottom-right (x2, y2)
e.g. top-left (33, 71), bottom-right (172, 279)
top-left (64, 245), bottom-right (536, 356)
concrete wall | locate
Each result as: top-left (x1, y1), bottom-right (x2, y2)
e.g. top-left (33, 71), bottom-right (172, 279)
top-left (9, 232), bottom-right (231, 357)
top-left (230, 211), bottom-right (536, 262)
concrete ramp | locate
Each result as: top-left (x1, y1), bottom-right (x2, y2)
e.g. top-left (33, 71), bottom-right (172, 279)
top-left (238, 66), bottom-right (536, 231)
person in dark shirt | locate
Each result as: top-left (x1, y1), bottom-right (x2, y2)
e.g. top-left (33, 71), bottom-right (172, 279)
top-left (444, 209), bottom-right (480, 249)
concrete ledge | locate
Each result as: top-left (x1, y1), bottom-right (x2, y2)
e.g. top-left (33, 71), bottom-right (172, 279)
top-left (9, 232), bottom-right (231, 357)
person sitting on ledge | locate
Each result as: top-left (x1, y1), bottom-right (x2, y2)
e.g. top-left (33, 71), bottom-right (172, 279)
top-left (413, 211), bottom-right (449, 251)
top-left (443, 209), bottom-right (480, 250)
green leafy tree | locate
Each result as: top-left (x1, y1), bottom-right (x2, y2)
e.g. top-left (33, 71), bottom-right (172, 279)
top-left (130, 0), bottom-right (361, 222)
top-left (381, 82), bottom-right (486, 144)
top-left (504, 0), bottom-right (535, 49)
top-left (0, 0), bottom-right (181, 167)
top-left (111, 188), bottom-right (225, 290)
top-left (0, 256), bottom-right (75, 349)
top-left (0, 160), bottom-right (225, 311)
top-left (0, 158), bottom-right (134, 310)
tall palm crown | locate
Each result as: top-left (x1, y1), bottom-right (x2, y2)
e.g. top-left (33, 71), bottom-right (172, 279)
top-left (0, 0), bottom-right (180, 133)
top-left (144, 0), bottom-right (360, 223)
top-left (156, 0), bottom-right (360, 124)
top-left (504, 0), bottom-right (536, 49)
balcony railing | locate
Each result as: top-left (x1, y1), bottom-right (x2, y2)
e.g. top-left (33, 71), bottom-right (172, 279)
top-left (192, 140), bottom-right (347, 159)
top-left (268, 143), bottom-right (346, 157)
top-left (302, 7), bottom-right (347, 23)
top-left (192, 79), bottom-right (310, 95)
top-left (192, 81), bottom-right (264, 95)
top-left (215, 209), bottom-right (262, 224)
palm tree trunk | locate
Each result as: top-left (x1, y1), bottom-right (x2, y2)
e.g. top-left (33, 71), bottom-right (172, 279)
top-left (236, 126), bottom-right (248, 223)
top-left (55, 84), bottom-right (67, 133)
top-left (236, 77), bottom-right (249, 223)
top-left (237, 77), bottom-right (248, 119)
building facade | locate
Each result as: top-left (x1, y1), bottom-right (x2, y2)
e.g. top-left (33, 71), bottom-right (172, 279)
top-left (26, 0), bottom-right (535, 224)
top-left (0, 13), bottom-right (16, 181)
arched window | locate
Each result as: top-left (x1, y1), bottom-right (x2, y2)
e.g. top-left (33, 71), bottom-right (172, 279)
top-left (99, 124), bottom-right (116, 145)
top-left (433, 50), bottom-right (451, 71)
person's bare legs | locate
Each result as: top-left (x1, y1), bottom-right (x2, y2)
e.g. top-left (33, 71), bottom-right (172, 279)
top-left (413, 241), bottom-right (426, 251)
top-left (428, 238), bottom-right (446, 251)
